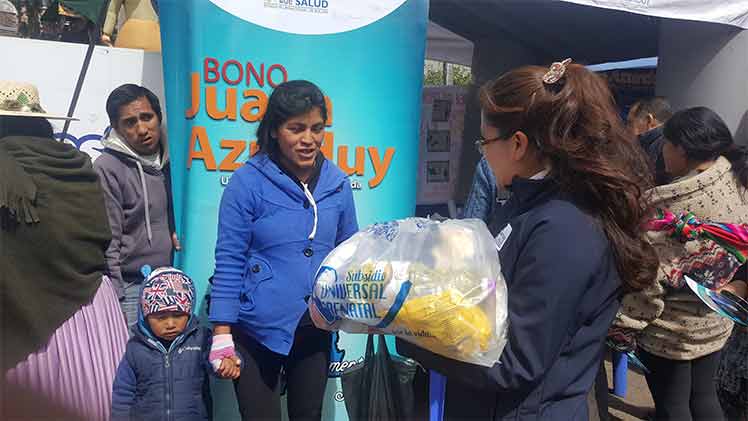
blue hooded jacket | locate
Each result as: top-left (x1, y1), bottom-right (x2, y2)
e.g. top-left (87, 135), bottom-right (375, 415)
top-left (209, 154), bottom-right (358, 355)
top-left (111, 275), bottom-right (212, 421)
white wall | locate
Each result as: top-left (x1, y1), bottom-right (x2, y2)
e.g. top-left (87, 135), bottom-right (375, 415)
top-left (0, 37), bottom-right (165, 158)
top-left (657, 20), bottom-right (748, 143)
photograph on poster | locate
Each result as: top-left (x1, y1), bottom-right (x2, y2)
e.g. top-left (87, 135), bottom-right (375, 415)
top-left (427, 129), bottom-right (451, 152)
top-left (427, 160), bottom-right (450, 183)
top-left (431, 99), bottom-right (451, 122)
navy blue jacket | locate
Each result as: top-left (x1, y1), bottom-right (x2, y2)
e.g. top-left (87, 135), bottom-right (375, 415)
top-left (638, 126), bottom-right (670, 186)
top-left (398, 176), bottom-right (621, 420)
top-left (111, 317), bottom-right (212, 421)
top-left (210, 154), bottom-right (358, 355)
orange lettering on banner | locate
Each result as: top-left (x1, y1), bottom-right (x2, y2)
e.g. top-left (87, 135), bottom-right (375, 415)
top-left (324, 96), bottom-right (333, 126)
top-left (240, 89), bottom-right (267, 122)
top-left (187, 62), bottom-right (397, 189)
top-left (188, 126), bottom-right (217, 170)
top-left (219, 140), bottom-right (247, 171)
top-left (321, 132), bottom-right (334, 160)
top-left (206, 87), bottom-right (237, 121)
top-left (337, 145), bottom-right (365, 176)
top-left (185, 72), bottom-right (200, 119)
top-left (368, 147), bottom-right (395, 188)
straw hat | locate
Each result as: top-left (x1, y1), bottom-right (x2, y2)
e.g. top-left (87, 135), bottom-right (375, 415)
top-left (0, 81), bottom-right (77, 120)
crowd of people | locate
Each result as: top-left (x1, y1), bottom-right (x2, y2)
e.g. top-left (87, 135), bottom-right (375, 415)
top-left (2, 56), bottom-right (748, 421)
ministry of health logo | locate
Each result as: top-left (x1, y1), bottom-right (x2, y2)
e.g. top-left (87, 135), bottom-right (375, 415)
top-left (264, 0), bottom-right (330, 14)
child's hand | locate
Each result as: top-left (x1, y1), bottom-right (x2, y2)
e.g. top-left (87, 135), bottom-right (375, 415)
top-left (216, 356), bottom-right (241, 380)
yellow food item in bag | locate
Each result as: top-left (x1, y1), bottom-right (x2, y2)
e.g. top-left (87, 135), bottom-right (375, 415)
top-left (395, 289), bottom-right (492, 357)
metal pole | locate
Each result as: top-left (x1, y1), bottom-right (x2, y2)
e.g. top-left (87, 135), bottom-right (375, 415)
top-left (59, 27), bottom-right (95, 139)
top-left (59, 0), bottom-right (111, 140)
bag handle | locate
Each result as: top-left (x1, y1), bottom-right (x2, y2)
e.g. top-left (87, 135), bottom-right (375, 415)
top-left (376, 334), bottom-right (392, 360)
top-left (364, 334), bottom-right (375, 359)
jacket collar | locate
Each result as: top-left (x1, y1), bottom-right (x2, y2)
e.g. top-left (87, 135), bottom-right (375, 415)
top-left (492, 176), bottom-right (560, 231)
top-left (648, 156), bottom-right (733, 206)
top-left (102, 127), bottom-right (169, 170)
top-left (270, 152), bottom-right (324, 194)
top-left (134, 316), bottom-right (200, 354)
top-left (248, 153), bottom-right (346, 202)
top-left (638, 126), bottom-right (664, 150)
top-left (507, 176), bottom-right (559, 212)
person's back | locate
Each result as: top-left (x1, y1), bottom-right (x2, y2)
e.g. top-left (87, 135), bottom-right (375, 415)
top-left (1, 132), bottom-right (112, 370)
top-left (1, 81), bottom-right (128, 421)
top-left (614, 107), bottom-right (748, 421)
top-left (112, 267), bottom-right (211, 421)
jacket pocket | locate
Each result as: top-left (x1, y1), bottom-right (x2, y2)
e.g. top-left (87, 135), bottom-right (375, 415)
top-left (241, 255), bottom-right (273, 311)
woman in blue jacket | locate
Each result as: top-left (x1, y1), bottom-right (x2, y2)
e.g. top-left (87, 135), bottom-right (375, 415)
top-left (398, 60), bottom-right (659, 420)
top-left (209, 80), bottom-right (358, 421)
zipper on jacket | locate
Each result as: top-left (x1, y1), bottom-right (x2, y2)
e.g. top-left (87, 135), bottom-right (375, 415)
top-left (165, 325), bottom-right (194, 421)
top-left (140, 322), bottom-right (199, 421)
top-left (165, 353), bottom-right (172, 421)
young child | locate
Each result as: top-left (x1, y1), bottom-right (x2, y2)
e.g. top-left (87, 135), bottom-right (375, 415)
top-left (111, 267), bottom-right (217, 421)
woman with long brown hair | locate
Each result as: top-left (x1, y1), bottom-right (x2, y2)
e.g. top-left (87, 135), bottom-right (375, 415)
top-left (397, 60), bottom-right (657, 420)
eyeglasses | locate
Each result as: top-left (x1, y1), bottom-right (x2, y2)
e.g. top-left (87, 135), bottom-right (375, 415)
top-left (475, 136), bottom-right (503, 155)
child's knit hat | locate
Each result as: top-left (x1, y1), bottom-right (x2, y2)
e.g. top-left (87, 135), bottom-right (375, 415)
top-left (140, 266), bottom-right (195, 317)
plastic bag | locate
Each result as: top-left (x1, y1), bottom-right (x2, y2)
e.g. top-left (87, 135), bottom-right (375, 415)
top-left (341, 335), bottom-right (419, 420)
top-left (312, 218), bottom-right (508, 367)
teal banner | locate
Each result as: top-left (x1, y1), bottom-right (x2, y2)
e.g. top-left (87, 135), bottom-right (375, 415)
top-left (158, 1), bottom-right (428, 419)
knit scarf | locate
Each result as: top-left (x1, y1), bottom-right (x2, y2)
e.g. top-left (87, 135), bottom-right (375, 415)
top-left (646, 208), bottom-right (748, 289)
top-left (1, 136), bottom-right (111, 372)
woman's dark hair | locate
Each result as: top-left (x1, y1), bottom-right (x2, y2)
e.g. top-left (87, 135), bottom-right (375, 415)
top-left (0, 116), bottom-right (54, 139)
top-left (479, 63), bottom-right (658, 291)
top-left (256, 80), bottom-right (328, 156)
top-left (663, 106), bottom-right (748, 189)
top-left (105, 84), bottom-right (163, 126)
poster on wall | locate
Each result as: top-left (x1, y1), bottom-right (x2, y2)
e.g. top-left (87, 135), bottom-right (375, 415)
top-left (158, 1), bottom-right (428, 419)
top-left (599, 67), bottom-right (657, 116)
top-left (417, 86), bottom-right (467, 205)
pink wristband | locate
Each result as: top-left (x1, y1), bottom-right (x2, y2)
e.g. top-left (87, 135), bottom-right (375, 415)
top-left (210, 333), bottom-right (240, 372)
top-left (209, 346), bottom-right (236, 362)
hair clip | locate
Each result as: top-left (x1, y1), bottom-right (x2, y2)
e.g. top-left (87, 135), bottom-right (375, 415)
top-left (543, 58), bottom-right (572, 84)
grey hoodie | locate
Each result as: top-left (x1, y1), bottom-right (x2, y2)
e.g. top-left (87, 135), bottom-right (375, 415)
top-left (94, 129), bottom-right (174, 297)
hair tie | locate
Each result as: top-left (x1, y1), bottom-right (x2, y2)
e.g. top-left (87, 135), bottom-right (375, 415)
top-left (543, 58), bottom-right (572, 85)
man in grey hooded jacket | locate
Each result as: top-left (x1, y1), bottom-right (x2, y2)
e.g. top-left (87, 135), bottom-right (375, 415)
top-left (95, 84), bottom-right (179, 330)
